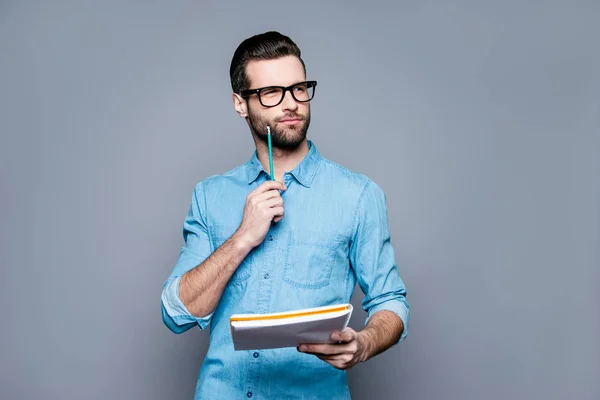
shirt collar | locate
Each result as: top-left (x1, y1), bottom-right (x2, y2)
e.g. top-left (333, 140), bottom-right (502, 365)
top-left (247, 140), bottom-right (321, 188)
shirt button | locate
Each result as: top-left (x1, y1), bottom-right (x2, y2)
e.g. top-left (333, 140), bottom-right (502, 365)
top-left (268, 235), bottom-right (273, 241)
top-left (253, 352), bottom-right (259, 358)
top-left (246, 392), bottom-right (253, 398)
top-left (263, 273), bottom-right (269, 279)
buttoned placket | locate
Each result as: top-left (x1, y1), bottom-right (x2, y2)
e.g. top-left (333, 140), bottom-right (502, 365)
top-left (244, 175), bottom-right (290, 399)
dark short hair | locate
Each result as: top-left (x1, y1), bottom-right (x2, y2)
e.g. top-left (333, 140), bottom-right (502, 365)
top-left (229, 31), bottom-right (306, 94)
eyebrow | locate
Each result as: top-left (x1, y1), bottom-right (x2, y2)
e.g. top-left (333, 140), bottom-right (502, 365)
top-left (252, 80), bottom-right (307, 88)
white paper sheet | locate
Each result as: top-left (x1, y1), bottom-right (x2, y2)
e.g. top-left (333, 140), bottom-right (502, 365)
top-left (230, 304), bottom-right (353, 351)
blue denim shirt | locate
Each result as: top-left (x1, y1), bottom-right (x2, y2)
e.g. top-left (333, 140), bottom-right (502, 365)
top-left (161, 140), bottom-right (409, 399)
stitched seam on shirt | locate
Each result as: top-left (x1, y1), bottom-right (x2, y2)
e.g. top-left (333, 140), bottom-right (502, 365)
top-left (342, 250), bottom-right (351, 300)
top-left (350, 180), bottom-right (372, 240)
top-left (283, 238), bottom-right (335, 289)
top-left (196, 181), bottom-right (216, 254)
top-left (292, 239), bottom-right (340, 250)
top-left (304, 154), bottom-right (322, 186)
top-left (320, 158), bottom-right (371, 239)
top-left (178, 246), bottom-right (205, 261)
top-left (320, 158), bottom-right (367, 180)
top-left (223, 161), bottom-right (250, 177)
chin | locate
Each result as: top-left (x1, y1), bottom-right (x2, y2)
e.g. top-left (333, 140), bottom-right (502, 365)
top-left (271, 126), bottom-right (304, 146)
top-left (276, 134), bottom-right (305, 149)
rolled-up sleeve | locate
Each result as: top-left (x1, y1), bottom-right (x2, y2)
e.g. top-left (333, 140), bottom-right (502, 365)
top-left (161, 182), bottom-right (214, 333)
top-left (349, 180), bottom-right (410, 343)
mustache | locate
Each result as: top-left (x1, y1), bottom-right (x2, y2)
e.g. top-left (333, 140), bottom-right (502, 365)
top-left (275, 113), bottom-right (304, 122)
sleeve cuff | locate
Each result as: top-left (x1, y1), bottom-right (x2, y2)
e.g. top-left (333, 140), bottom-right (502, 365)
top-left (365, 299), bottom-right (410, 343)
top-left (161, 276), bottom-right (213, 330)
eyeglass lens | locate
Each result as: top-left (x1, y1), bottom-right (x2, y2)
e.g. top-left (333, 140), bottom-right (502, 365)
top-left (259, 82), bottom-right (314, 107)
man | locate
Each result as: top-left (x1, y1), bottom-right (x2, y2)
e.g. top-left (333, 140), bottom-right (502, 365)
top-left (161, 31), bottom-right (409, 399)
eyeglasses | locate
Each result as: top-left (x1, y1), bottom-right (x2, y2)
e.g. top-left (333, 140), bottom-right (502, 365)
top-left (239, 81), bottom-right (317, 108)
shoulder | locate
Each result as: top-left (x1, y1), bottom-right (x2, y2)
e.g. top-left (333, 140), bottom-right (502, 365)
top-left (192, 161), bottom-right (251, 193)
top-left (318, 156), bottom-right (384, 197)
top-left (186, 161), bottom-right (253, 212)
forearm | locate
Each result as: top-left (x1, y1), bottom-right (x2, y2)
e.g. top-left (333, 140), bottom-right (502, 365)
top-left (179, 232), bottom-right (252, 317)
top-left (358, 310), bottom-right (404, 361)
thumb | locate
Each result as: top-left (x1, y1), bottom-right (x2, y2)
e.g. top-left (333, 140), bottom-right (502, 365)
top-left (339, 328), bottom-right (357, 343)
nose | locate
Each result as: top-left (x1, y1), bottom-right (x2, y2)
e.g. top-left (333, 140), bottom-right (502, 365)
top-left (280, 88), bottom-right (299, 112)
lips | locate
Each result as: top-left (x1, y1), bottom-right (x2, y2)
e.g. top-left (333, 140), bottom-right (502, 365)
top-left (280, 119), bottom-right (301, 124)
top-left (278, 117), bottom-right (303, 125)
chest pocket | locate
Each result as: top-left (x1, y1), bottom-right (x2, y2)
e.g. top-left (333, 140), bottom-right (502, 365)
top-left (212, 224), bottom-right (256, 283)
top-left (283, 230), bottom-right (347, 290)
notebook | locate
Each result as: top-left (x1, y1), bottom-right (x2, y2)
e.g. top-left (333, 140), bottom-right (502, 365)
top-left (230, 303), bottom-right (353, 351)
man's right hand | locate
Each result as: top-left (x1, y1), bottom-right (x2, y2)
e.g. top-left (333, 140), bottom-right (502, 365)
top-left (234, 180), bottom-right (286, 250)
top-left (177, 179), bottom-right (286, 319)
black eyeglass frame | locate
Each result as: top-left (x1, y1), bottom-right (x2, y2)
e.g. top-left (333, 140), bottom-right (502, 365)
top-left (239, 80), bottom-right (317, 108)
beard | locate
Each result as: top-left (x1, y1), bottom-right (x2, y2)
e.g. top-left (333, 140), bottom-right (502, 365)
top-left (247, 106), bottom-right (311, 150)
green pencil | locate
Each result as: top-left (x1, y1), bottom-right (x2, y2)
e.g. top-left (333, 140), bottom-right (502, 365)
top-left (267, 126), bottom-right (274, 181)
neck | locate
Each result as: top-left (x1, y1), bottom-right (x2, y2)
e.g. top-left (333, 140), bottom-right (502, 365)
top-left (254, 138), bottom-right (309, 183)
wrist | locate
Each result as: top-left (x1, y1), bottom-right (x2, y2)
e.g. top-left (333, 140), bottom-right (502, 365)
top-left (357, 329), bottom-right (375, 362)
top-left (230, 231), bottom-right (254, 255)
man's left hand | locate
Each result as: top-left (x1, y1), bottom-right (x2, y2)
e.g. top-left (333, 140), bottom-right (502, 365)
top-left (297, 328), bottom-right (369, 370)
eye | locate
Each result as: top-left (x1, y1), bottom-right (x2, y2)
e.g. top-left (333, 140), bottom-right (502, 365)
top-left (261, 88), bottom-right (281, 97)
top-left (294, 84), bottom-right (307, 93)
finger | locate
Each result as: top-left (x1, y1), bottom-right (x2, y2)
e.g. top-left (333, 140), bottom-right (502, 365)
top-left (272, 207), bottom-right (285, 221)
top-left (263, 197), bottom-right (284, 209)
top-left (252, 189), bottom-right (283, 203)
top-left (330, 330), bottom-right (343, 342)
top-left (330, 330), bottom-right (352, 344)
top-left (316, 353), bottom-right (354, 363)
top-left (254, 180), bottom-right (287, 194)
top-left (337, 328), bottom-right (357, 344)
top-left (268, 206), bottom-right (284, 220)
top-left (315, 353), bottom-right (345, 362)
top-left (315, 355), bottom-right (353, 371)
top-left (298, 343), bottom-right (351, 356)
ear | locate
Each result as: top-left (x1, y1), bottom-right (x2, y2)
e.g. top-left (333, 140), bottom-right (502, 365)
top-left (232, 93), bottom-right (248, 118)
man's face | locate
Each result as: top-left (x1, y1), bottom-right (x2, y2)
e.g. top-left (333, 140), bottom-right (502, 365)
top-left (243, 56), bottom-right (311, 149)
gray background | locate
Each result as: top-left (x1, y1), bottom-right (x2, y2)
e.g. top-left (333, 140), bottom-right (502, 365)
top-left (1, 1), bottom-right (598, 399)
